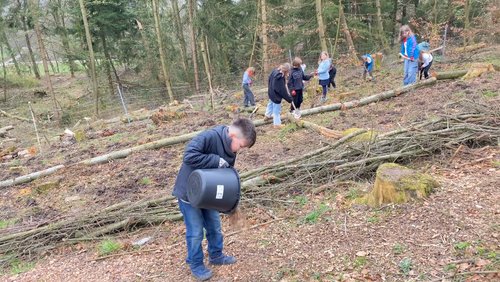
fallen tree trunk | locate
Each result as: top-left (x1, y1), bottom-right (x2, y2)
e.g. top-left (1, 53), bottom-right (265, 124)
top-left (299, 78), bottom-right (436, 117)
top-left (434, 70), bottom-right (468, 80)
top-left (0, 77), bottom-right (446, 188)
top-left (455, 42), bottom-right (487, 53)
top-left (0, 110), bottom-right (30, 122)
top-left (288, 113), bottom-right (342, 138)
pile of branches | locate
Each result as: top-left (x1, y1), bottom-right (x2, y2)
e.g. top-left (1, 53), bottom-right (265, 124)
top-left (240, 101), bottom-right (500, 201)
top-left (0, 196), bottom-right (181, 268)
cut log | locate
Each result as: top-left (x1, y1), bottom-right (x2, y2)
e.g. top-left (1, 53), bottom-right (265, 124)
top-left (359, 163), bottom-right (439, 207)
top-left (455, 42), bottom-right (487, 53)
top-left (0, 110), bottom-right (30, 122)
top-left (0, 165), bottom-right (65, 188)
top-left (462, 63), bottom-right (495, 80)
top-left (433, 70), bottom-right (468, 80)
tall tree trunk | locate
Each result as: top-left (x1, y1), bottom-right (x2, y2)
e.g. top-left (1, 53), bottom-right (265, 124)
top-left (248, 0), bottom-right (260, 68)
top-left (187, 0), bottom-right (200, 93)
top-left (31, 0), bottom-right (58, 119)
top-left (170, 0), bottom-right (188, 76)
top-left (135, 19), bottom-right (156, 78)
top-left (315, 0), bottom-right (328, 52)
top-left (78, 0), bottom-right (99, 116)
top-left (260, 0), bottom-right (269, 80)
top-left (392, 0), bottom-right (401, 46)
top-left (152, 0), bottom-right (174, 101)
top-left (199, 40), bottom-right (213, 110)
top-left (101, 34), bottom-right (114, 96)
top-left (1, 45), bottom-right (7, 102)
top-left (463, 0), bottom-right (470, 47)
top-left (0, 31), bottom-right (21, 76)
top-left (51, 0), bottom-right (76, 77)
top-left (19, 0), bottom-right (41, 79)
top-left (375, 0), bottom-right (388, 50)
top-left (101, 34), bottom-right (124, 94)
top-left (339, 0), bottom-right (358, 64)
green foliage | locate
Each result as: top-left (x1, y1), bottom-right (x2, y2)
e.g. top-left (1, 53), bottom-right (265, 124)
top-left (294, 195), bottom-right (308, 207)
top-left (444, 263), bottom-right (457, 272)
top-left (346, 188), bottom-right (360, 200)
top-left (139, 177), bottom-right (152, 185)
top-left (454, 241), bottom-right (471, 251)
top-left (278, 123), bottom-right (298, 140)
top-left (353, 256), bottom-right (368, 269)
top-left (9, 259), bottom-right (35, 275)
top-left (399, 257), bottom-right (413, 275)
top-left (98, 240), bottom-right (122, 256)
top-left (393, 243), bottom-right (405, 255)
top-left (481, 90), bottom-right (498, 98)
top-left (367, 216), bottom-right (380, 224)
top-left (303, 203), bottom-right (329, 224)
top-left (0, 218), bottom-right (17, 229)
top-left (0, 73), bottom-right (40, 88)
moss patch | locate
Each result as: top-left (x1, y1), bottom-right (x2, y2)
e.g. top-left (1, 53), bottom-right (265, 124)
top-left (342, 128), bottom-right (378, 142)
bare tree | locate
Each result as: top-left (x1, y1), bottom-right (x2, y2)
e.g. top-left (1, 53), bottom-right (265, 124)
top-left (339, 0), bottom-right (358, 64)
top-left (375, 0), bottom-right (388, 50)
top-left (152, 0), bottom-right (174, 101)
top-left (316, 0), bottom-right (328, 52)
top-left (187, 0), bottom-right (200, 93)
top-left (170, 0), bottom-right (188, 76)
top-left (78, 0), bottom-right (99, 116)
top-left (0, 31), bottom-right (21, 76)
top-left (31, 0), bottom-right (58, 118)
top-left (261, 0), bottom-right (269, 79)
top-left (18, 0), bottom-right (40, 79)
top-left (1, 45), bottom-right (7, 102)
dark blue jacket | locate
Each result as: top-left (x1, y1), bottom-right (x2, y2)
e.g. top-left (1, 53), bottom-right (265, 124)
top-left (364, 54), bottom-right (373, 71)
top-left (268, 68), bottom-right (292, 104)
top-left (287, 67), bottom-right (312, 91)
top-left (172, 125), bottom-right (236, 201)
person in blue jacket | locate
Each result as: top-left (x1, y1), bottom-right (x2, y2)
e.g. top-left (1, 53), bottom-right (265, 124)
top-left (288, 57), bottom-right (313, 115)
top-left (172, 118), bottom-right (256, 281)
top-left (316, 51), bottom-right (331, 103)
top-left (264, 63), bottom-right (292, 127)
top-left (361, 54), bottom-right (374, 81)
top-left (399, 25), bottom-right (420, 85)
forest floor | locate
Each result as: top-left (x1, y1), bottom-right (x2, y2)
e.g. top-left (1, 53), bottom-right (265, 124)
top-left (0, 46), bottom-right (499, 281)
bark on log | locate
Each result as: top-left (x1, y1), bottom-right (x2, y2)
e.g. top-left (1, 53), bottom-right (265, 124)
top-left (0, 165), bottom-right (65, 188)
top-left (0, 110), bottom-right (30, 122)
top-left (455, 42), bottom-right (487, 53)
top-left (288, 113), bottom-right (342, 138)
top-left (434, 70), bottom-right (468, 80)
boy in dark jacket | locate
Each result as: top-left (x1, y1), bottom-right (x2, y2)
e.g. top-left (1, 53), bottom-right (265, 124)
top-left (288, 57), bottom-right (313, 116)
top-left (172, 118), bottom-right (257, 281)
top-left (264, 63), bottom-right (292, 127)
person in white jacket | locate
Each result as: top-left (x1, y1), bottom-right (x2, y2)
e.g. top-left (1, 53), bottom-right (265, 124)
top-left (419, 51), bottom-right (433, 80)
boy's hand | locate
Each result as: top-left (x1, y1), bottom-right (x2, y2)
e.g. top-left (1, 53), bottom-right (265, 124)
top-left (219, 158), bottom-right (230, 168)
top-left (291, 90), bottom-right (296, 96)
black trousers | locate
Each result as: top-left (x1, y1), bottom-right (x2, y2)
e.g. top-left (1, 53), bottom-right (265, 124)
top-left (290, 89), bottom-right (304, 111)
top-left (328, 67), bottom-right (337, 88)
top-left (420, 61), bottom-right (432, 79)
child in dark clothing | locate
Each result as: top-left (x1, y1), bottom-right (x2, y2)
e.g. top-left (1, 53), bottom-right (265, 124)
top-left (288, 57), bottom-right (313, 115)
top-left (328, 64), bottom-right (337, 89)
top-left (172, 118), bottom-right (257, 281)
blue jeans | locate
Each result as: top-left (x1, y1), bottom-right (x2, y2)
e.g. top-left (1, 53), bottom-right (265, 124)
top-left (178, 199), bottom-right (223, 268)
top-left (403, 59), bottom-right (418, 85)
top-left (265, 100), bottom-right (282, 125)
top-left (242, 84), bottom-right (255, 106)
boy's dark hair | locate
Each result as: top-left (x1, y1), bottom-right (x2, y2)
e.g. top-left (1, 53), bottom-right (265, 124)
top-left (292, 57), bottom-right (302, 68)
top-left (232, 118), bottom-right (257, 148)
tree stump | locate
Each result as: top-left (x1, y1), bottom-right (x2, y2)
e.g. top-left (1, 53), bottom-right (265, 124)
top-left (363, 163), bottom-right (439, 207)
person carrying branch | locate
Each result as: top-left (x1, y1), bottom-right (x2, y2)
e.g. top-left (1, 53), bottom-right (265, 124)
top-left (172, 118), bottom-right (257, 281)
top-left (399, 25), bottom-right (420, 85)
top-left (288, 57), bottom-right (313, 116)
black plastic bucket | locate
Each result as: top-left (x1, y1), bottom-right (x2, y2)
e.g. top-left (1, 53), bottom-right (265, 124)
top-left (187, 168), bottom-right (241, 213)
